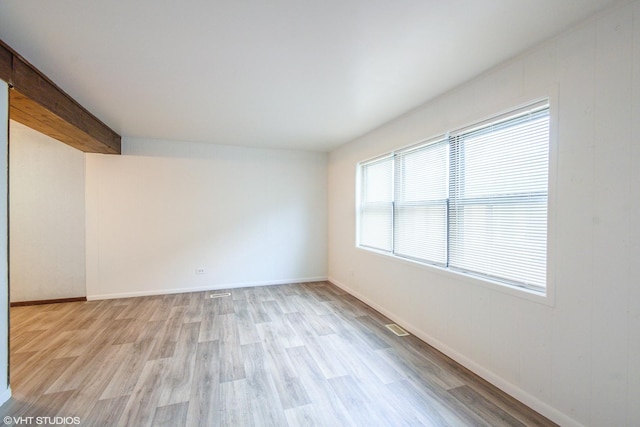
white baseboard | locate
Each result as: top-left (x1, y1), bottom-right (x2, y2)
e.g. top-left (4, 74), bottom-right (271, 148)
top-left (87, 276), bottom-right (328, 301)
top-left (0, 386), bottom-right (11, 406)
top-left (327, 276), bottom-right (584, 427)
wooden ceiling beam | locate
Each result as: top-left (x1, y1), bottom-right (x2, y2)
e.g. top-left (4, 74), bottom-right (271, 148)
top-left (9, 90), bottom-right (119, 154)
top-left (0, 40), bottom-right (120, 154)
top-left (0, 43), bottom-right (10, 83)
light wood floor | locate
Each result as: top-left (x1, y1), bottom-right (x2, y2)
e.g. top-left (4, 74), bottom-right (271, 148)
top-left (0, 281), bottom-right (556, 426)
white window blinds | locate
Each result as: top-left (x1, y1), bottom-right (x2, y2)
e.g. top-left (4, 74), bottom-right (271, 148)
top-left (449, 103), bottom-right (549, 290)
top-left (359, 156), bottom-right (393, 252)
top-left (394, 139), bottom-right (448, 265)
top-left (357, 100), bottom-right (550, 293)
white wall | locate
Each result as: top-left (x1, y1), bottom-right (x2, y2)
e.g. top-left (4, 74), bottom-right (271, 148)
top-left (85, 137), bottom-right (327, 299)
top-left (0, 80), bottom-right (11, 405)
top-left (9, 121), bottom-right (86, 302)
top-left (328, 2), bottom-right (640, 426)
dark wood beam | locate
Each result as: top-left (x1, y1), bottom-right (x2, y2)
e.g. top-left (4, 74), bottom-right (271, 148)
top-left (0, 44), bottom-right (10, 83)
top-left (0, 39), bottom-right (120, 154)
top-left (10, 90), bottom-right (119, 154)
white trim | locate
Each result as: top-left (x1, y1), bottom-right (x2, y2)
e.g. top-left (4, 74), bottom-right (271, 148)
top-left (0, 386), bottom-right (11, 406)
top-left (449, 98), bottom-right (550, 136)
top-left (86, 276), bottom-right (328, 301)
top-left (327, 276), bottom-right (584, 427)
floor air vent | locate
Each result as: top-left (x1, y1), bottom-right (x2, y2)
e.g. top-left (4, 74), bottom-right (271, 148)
top-left (209, 292), bottom-right (231, 299)
top-left (385, 323), bottom-right (409, 337)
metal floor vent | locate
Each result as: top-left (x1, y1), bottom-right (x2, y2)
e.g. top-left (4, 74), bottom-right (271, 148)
top-left (385, 323), bottom-right (410, 337)
top-left (209, 292), bottom-right (231, 299)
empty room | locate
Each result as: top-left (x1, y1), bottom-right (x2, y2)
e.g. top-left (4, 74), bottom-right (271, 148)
top-left (0, 0), bottom-right (638, 426)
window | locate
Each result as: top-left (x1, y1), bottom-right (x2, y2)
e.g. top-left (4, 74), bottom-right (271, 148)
top-left (357, 100), bottom-right (550, 293)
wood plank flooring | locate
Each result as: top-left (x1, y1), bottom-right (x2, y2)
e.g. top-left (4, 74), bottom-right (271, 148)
top-left (0, 281), bottom-right (557, 426)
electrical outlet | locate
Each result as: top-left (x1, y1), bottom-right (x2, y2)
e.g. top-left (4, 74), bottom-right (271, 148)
top-left (196, 268), bottom-right (206, 275)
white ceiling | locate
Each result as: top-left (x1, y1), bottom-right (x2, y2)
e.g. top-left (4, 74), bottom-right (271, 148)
top-left (0, 0), bottom-right (618, 152)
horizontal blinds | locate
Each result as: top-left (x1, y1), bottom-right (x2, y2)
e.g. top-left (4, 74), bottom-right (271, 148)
top-left (394, 139), bottom-right (448, 265)
top-left (359, 156), bottom-right (393, 252)
top-left (449, 105), bottom-right (549, 289)
top-left (357, 100), bottom-right (550, 292)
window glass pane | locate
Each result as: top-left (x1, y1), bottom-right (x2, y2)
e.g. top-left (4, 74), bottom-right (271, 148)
top-left (394, 204), bottom-right (447, 265)
top-left (455, 112), bottom-right (549, 199)
top-left (360, 204), bottom-right (393, 251)
top-left (363, 158), bottom-right (393, 202)
top-left (396, 142), bottom-right (448, 202)
top-left (449, 201), bottom-right (547, 288)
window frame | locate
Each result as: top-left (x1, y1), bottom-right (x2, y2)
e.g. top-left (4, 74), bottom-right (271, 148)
top-left (355, 97), bottom-right (555, 301)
